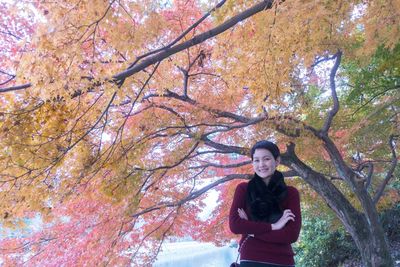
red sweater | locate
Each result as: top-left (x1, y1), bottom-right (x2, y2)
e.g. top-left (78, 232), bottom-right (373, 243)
top-left (229, 182), bottom-right (301, 266)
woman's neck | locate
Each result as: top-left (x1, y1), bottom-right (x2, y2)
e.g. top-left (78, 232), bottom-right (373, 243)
top-left (262, 176), bottom-right (271, 186)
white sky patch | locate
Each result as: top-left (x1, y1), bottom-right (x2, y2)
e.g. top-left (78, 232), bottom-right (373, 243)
top-left (0, 213), bottom-right (43, 239)
top-left (101, 132), bottom-right (113, 143)
top-left (26, 214), bottom-right (44, 232)
top-left (351, 3), bottom-right (366, 21)
top-left (314, 60), bottom-right (335, 97)
top-left (198, 188), bottom-right (220, 221)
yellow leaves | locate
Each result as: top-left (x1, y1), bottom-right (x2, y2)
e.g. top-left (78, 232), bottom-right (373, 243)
top-left (214, 0), bottom-right (364, 107)
top-left (362, 0), bottom-right (400, 54)
top-left (0, 177), bottom-right (53, 227)
top-left (100, 172), bottom-right (140, 204)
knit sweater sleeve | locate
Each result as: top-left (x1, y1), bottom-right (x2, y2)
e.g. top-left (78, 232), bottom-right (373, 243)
top-left (229, 182), bottom-right (272, 235)
top-left (254, 186), bottom-right (301, 244)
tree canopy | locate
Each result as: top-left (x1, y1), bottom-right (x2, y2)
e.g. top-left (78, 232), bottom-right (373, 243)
top-left (0, 0), bottom-right (399, 266)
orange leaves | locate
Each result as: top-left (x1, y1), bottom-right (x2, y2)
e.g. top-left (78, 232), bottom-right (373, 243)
top-left (162, 0), bottom-right (212, 35)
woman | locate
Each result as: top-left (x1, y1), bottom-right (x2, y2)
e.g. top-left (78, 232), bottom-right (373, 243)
top-left (229, 140), bottom-right (301, 267)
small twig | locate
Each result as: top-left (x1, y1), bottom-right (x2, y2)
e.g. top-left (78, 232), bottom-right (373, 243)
top-left (356, 162), bottom-right (374, 189)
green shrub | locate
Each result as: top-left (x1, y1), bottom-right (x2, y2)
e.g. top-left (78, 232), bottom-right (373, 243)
top-left (294, 211), bottom-right (358, 267)
top-left (295, 204), bottom-right (400, 267)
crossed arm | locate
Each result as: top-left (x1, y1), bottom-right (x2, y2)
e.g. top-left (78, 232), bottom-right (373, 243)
top-left (229, 183), bottom-right (301, 244)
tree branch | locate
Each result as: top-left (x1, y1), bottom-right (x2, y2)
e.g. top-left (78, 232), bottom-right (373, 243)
top-left (321, 50), bottom-right (342, 133)
top-left (281, 142), bottom-right (365, 229)
top-left (178, 51), bottom-right (206, 97)
top-left (189, 160), bottom-right (252, 170)
top-left (311, 54), bottom-right (337, 68)
top-left (200, 136), bottom-right (249, 155)
top-left (373, 135), bottom-right (398, 204)
top-left (356, 161), bottom-right (374, 189)
top-left (134, 141), bottom-right (200, 172)
top-left (0, 83), bottom-right (32, 93)
top-left (113, 0), bottom-right (275, 82)
top-left (202, 117), bottom-right (265, 137)
top-left (145, 88), bottom-right (253, 123)
top-left (131, 173), bottom-right (250, 218)
top-left (351, 85), bottom-right (400, 116)
top-left (125, 0), bottom-right (227, 71)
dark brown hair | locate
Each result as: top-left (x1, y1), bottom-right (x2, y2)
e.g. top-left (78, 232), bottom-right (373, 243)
top-left (250, 140), bottom-right (280, 160)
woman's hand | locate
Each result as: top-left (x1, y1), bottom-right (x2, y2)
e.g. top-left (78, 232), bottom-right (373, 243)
top-left (238, 208), bottom-right (248, 220)
top-left (238, 208), bottom-right (294, 231)
top-left (271, 209), bottom-right (295, 230)
top-left (237, 209), bottom-right (254, 237)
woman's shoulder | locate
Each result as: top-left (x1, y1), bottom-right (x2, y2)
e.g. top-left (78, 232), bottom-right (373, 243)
top-left (235, 181), bottom-right (249, 191)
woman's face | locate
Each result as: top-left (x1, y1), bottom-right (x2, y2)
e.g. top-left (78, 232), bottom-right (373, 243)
top-left (252, 148), bottom-right (280, 179)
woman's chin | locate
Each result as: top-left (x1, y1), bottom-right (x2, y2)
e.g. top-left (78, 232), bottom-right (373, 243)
top-left (257, 173), bottom-right (271, 179)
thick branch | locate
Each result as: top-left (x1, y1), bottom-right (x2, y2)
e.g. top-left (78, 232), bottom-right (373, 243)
top-left (113, 0), bottom-right (275, 82)
top-left (0, 83), bottom-right (32, 93)
top-left (311, 55), bottom-right (337, 68)
top-left (126, 0), bottom-right (227, 71)
top-left (200, 136), bottom-right (249, 155)
top-left (146, 89), bottom-right (253, 123)
top-left (131, 173), bottom-right (249, 218)
top-left (321, 135), bottom-right (358, 187)
top-left (281, 143), bottom-right (365, 233)
top-left (190, 160), bottom-right (252, 170)
top-left (309, 52), bottom-right (358, 189)
top-left (321, 50), bottom-right (342, 133)
top-left (0, 1), bottom-right (275, 95)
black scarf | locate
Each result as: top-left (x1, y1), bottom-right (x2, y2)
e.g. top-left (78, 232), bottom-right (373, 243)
top-left (246, 170), bottom-right (288, 223)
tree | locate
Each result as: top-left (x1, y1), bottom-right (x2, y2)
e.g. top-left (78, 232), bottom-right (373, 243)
top-left (0, 0), bottom-right (399, 266)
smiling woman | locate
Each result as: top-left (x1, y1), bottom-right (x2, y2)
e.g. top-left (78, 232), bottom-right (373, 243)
top-left (229, 140), bottom-right (302, 267)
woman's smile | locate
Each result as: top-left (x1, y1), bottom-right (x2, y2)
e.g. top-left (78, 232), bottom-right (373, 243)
top-left (252, 148), bottom-right (280, 179)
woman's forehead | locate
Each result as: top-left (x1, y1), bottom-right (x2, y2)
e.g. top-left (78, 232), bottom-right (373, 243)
top-left (253, 148), bottom-right (273, 157)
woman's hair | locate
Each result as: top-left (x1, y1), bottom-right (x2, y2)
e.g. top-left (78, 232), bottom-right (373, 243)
top-left (250, 140), bottom-right (280, 160)
top-left (247, 140), bottom-right (286, 223)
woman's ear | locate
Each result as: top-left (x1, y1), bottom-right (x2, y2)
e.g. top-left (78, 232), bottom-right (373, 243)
top-left (276, 156), bottom-right (281, 165)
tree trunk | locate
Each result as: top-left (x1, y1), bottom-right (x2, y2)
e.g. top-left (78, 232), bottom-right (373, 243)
top-left (352, 191), bottom-right (393, 267)
top-left (342, 208), bottom-right (393, 267)
top-left (281, 143), bottom-right (394, 267)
